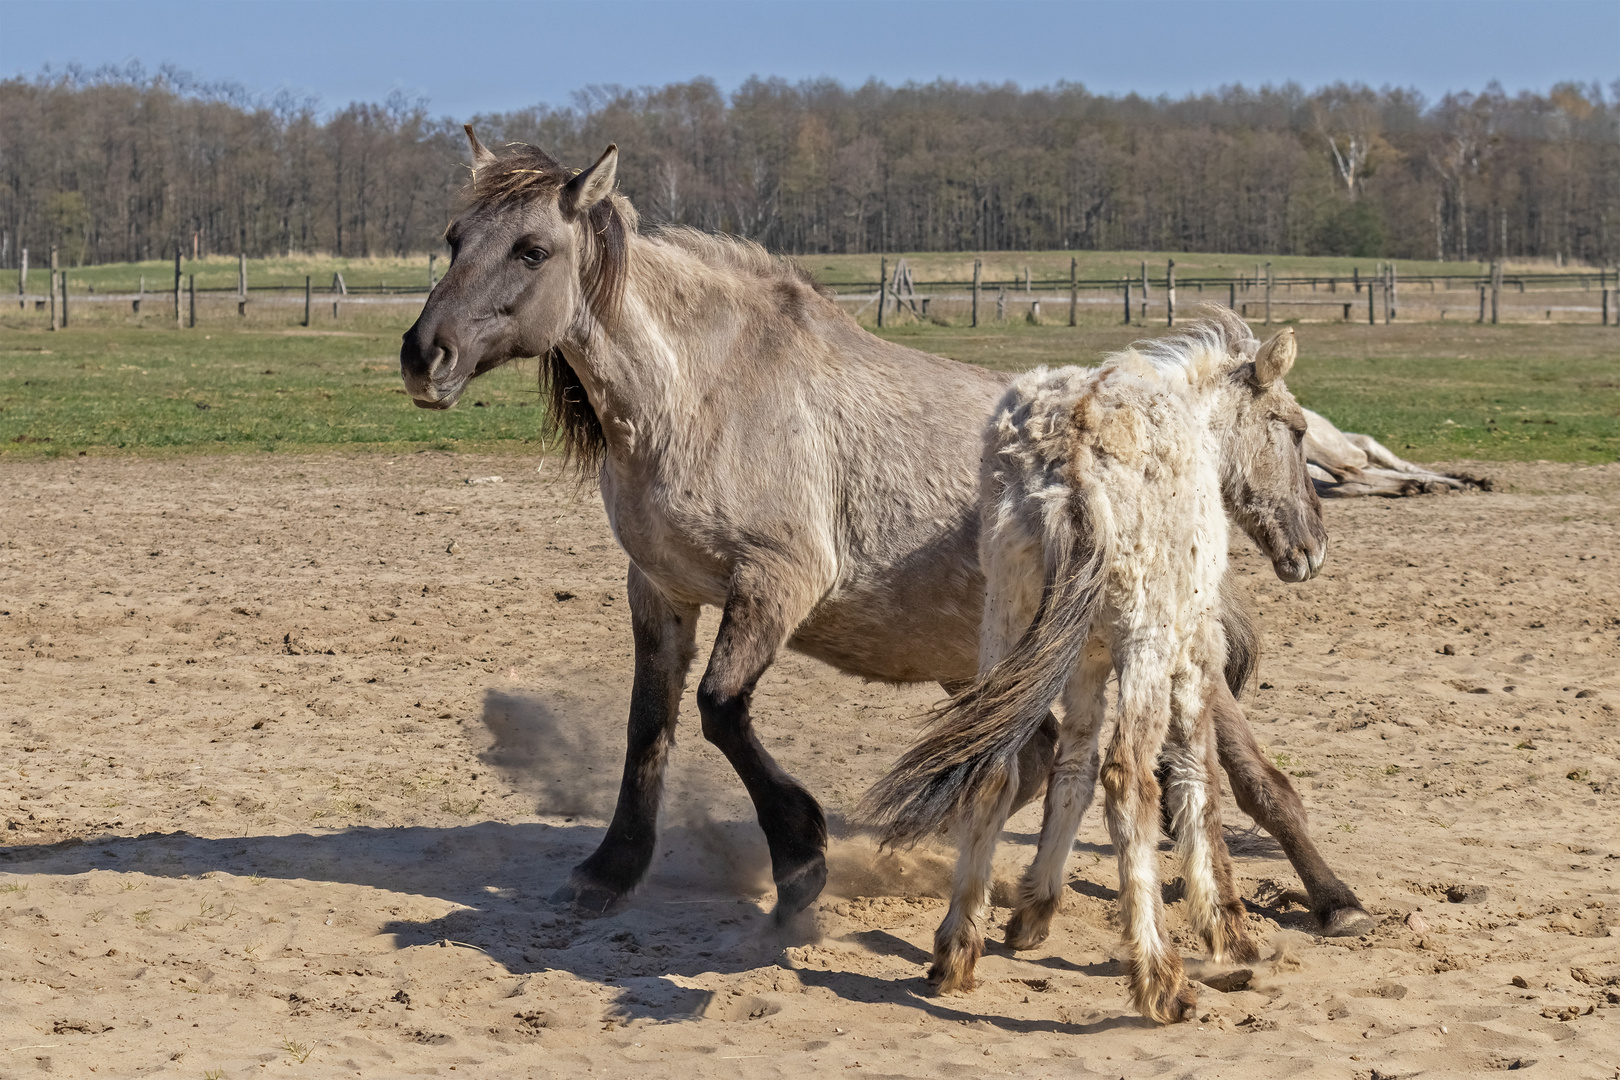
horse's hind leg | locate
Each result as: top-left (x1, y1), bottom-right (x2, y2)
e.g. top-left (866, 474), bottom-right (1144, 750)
top-left (697, 572), bottom-right (830, 924)
top-left (1161, 669), bottom-right (1256, 964)
top-left (554, 565), bottom-right (699, 916)
top-left (1105, 662), bottom-right (1197, 1024)
top-left (941, 678), bottom-right (1056, 815)
top-left (1212, 682), bottom-right (1374, 937)
top-left (930, 770), bottom-right (1018, 993)
top-left (1006, 644), bottom-right (1108, 951)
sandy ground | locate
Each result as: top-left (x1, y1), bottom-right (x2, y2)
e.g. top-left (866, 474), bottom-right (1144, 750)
top-left (1, 452), bottom-right (1617, 1079)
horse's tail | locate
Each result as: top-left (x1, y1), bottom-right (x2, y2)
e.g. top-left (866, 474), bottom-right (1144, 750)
top-left (861, 494), bottom-right (1110, 849)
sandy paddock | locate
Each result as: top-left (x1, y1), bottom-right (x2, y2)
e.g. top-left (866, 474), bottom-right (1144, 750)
top-left (1, 452), bottom-right (1616, 1078)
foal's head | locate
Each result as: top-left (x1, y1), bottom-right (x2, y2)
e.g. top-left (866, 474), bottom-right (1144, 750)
top-left (1220, 325), bottom-right (1327, 583)
top-left (399, 128), bottom-right (629, 413)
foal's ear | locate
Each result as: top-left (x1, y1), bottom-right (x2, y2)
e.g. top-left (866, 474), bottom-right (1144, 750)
top-left (464, 124), bottom-right (497, 171)
top-left (562, 145), bottom-right (619, 217)
top-left (1252, 328), bottom-right (1297, 388)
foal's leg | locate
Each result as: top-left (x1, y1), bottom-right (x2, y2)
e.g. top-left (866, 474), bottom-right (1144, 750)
top-left (940, 678), bottom-right (1057, 815)
top-left (929, 771), bottom-right (1019, 993)
top-left (1104, 660), bottom-right (1197, 1024)
top-left (554, 565), bottom-right (699, 915)
top-left (697, 573), bottom-right (830, 922)
top-left (1005, 644), bottom-right (1109, 951)
top-left (1160, 668), bottom-right (1257, 964)
top-left (1211, 682), bottom-right (1374, 936)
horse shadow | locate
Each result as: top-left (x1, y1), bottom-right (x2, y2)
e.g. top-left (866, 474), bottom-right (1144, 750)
top-left (0, 688), bottom-right (1274, 1030)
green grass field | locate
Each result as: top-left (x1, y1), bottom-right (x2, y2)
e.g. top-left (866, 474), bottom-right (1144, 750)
top-left (2, 313), bottom-right (1615, 465)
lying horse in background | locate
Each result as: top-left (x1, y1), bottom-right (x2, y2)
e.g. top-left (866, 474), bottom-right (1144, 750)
top-left (864, 314), bottom-right (1317, 1022)
top-left (398, 128), bottom-right (1371, 937)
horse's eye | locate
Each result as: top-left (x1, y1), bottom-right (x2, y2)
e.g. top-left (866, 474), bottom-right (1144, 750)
top-left (520, 248), bottom-right (547, 268)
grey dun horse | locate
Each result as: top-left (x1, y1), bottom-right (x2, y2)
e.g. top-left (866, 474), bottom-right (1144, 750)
top-left (397, 130), bottom-right (1372, 936)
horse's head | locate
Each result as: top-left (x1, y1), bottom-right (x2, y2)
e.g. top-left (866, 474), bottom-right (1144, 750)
top-left (1221, 327), bottom-right (1327, 583)
top-left (400, 127), bottom-right (628, 410)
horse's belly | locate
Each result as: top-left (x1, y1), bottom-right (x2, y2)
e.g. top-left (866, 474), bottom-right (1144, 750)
top-left (787, 568), bottom-right (983, 685)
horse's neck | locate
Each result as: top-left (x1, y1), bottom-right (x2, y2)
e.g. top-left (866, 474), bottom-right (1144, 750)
top-left (563, 242), bottom-right (777, 460)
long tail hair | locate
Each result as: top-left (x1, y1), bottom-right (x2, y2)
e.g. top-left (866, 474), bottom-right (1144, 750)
top-left (861, 495), bottom-right (1110, 848)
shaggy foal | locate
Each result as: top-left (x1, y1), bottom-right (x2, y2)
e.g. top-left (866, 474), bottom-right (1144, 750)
top-left (864, 315), bottom-right (1323, 1022)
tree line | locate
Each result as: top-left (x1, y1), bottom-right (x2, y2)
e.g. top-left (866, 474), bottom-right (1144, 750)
top-left (3, 64), bottom-right (1616, 268)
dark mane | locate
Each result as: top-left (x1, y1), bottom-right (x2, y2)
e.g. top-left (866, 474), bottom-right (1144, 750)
top-left (469, 144), bottom-right (625, 474)
top-left (542, 347), bottom-right (606, 475)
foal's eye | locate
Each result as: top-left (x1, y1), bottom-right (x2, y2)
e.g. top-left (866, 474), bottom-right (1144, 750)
top-left (520, 247), bottom-right (547, 268)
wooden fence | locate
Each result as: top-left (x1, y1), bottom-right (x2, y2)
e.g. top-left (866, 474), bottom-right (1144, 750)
top-left (14, 256), bottom-right (1620, 329)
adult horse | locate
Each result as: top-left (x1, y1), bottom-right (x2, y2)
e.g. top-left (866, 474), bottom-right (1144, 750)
top-left (399, 130), bottom-right (1371, 936)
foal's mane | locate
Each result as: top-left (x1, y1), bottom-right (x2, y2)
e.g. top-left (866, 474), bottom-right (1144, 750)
top-left (1111, 306), bottom-right (1258, 386)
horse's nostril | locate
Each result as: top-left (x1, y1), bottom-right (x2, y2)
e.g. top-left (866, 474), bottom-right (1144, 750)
top-left (428, 345), bottom-right (456, 380)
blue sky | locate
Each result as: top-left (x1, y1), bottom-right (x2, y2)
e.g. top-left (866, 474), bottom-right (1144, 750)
top-left (2, 0), bottom-right (1615, 116)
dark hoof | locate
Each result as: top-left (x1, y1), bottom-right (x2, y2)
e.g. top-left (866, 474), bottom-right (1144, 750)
top-left (549, 876), bottom-right (629, 918)
top-left (1319, 905), bottom-right (1376, 938)
top-left (771, 856), bottom-right (828, 925)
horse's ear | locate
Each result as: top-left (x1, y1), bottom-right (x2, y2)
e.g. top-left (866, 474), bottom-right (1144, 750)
top-left (1252, 328), bottom-right (1297, 387)
top-left (464, 124), bottom-right (497, 171)
top-left (562, 145), bottom-right (618, 217)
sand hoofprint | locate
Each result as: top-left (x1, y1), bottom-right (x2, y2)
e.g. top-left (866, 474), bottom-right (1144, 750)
top-left (1, 454), bottom-right (1616, 1077)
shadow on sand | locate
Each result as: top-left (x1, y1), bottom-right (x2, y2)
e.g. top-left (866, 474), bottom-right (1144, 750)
top-left (0, 688), bottom-right (1304, 1031)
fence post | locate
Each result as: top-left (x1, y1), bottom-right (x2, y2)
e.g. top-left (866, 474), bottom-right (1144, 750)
top-left (1353, 266), bottom-right (1360, 293)
top-left (332, 272), bottom-right (346, 319)
top-left (1477, 283), bottom-right (1486, 323)
top-left (1604, 287), bottom-right (1610, 327)
top-left (174, 248), bottom-right (182, 328)
top-left (135, 274), bottom-right (143, 314)
top-left (16, 247), bottom-right (24, 310)
top-left (1368, 275), bottom-right (1376, 325)
top-left (970, 258), bottom-right (981, 327)
top-left (47, 246), bottom-right (58, 330)
top-left (238, 252), bottom-right (248, 316)
top-left (60, 272), bottom-right (68, 328)
top-left (997, 284), bottom-right (1006, 322)
top-left (429, 253), bottom-right (438, 289)
top-left (1263, 262), bottom-right (1272, 325)
top-left (188, 273), bottom-right (196, 328)
top-left (1068, 256), bottom-right (1077, 327)
top-left (304, 275), bottom-right (312, 327)
top-left (1490, 261), bottom-right (1501, 324)
top-left (1228, 280), bottom-right (1235, 309)
top-left (1389, 262), bottom-right (1398, 322)
top-left (1166, 259), bottom-right (1175, 327)
top-left (1123, 277), bottom-right (1131, 325)
top-left (876, 256), bottom-right (886, 328)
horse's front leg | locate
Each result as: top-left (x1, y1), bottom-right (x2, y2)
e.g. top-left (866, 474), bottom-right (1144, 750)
top-left (1211, 682), bottom-right (1374, 937)
top-left (552, 565), bottom-right (699, 916)
top-left (697, 571), bottom-right (830, 923)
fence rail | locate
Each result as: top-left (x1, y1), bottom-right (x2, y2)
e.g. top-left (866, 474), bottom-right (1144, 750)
top-left (14, 261), bottom-right (1620, 328)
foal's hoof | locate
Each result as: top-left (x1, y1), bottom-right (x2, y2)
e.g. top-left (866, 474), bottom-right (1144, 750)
top-left (1319, 905), bottom-right (1376, 938)
top-left (771, 856), bottom-right (828, 925)
top-left (1004, 904), bottom-right (1055, 951)
top-left (549, 876), bottom-right (629, 918)
top-left (1139, 978), bottom-right (1200, 1025)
